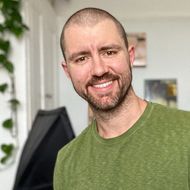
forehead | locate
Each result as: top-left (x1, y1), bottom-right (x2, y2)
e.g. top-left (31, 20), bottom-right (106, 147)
top-left (65, 17), bottom-right (118, 32)
top-left (63, 19), bottom-right (123, 50)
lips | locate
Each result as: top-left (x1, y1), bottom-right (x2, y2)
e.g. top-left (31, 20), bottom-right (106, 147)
top-left (87, 73), bottom-right (119, 87)
top-left (93, 81), bottom-right (113, 89)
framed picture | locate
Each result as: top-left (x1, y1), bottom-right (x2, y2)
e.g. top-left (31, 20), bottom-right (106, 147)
top-left (144, 79), bottom-right (177, 108)
top-left (128, 32), bottom-right (147, 67)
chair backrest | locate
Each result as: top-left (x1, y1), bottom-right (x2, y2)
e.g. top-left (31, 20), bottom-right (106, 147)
top-left (13, 107), bottom-right (75, 190)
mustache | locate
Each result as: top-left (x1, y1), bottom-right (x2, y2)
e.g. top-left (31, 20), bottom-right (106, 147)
top-left (87, 73), bottom-right (119, 86)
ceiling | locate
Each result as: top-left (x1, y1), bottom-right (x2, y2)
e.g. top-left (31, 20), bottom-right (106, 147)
top-left (52, 0), bottom-right (190, 19)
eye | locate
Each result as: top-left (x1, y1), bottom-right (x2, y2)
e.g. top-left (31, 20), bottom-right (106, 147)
top-left (75, 56), bottom-right (88, 64)
top-left (104, 50), bottom-right (117, 56)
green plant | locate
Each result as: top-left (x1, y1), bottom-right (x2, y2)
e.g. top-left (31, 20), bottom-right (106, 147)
top-left (0, 0), bottom-right (28, 168)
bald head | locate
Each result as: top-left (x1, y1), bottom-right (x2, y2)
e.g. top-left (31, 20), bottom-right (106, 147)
top-left (60, 7), bottom-right (129, 60)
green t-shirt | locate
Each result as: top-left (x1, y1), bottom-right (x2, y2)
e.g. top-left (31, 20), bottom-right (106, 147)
top-left (54, 102), bottom-right (190, 190)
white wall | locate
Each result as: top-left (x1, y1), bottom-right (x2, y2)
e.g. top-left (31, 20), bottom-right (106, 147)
top-left (59, 17), bottom-right (190, 112)
top-left (55, 0), bottom-right (190, 136)
top-left (0, 34), bottom-right (28, 190)
top-left (127, 18), bottom-right (190, 110)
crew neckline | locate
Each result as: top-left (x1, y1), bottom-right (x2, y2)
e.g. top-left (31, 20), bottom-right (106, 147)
top-left (91, 101), bottom-right (154, 145)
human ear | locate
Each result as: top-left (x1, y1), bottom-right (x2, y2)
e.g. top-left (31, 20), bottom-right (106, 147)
top-left (61, 61), bottom-right (71, 78)
top-left (128, 46), bottom-right (135, 66)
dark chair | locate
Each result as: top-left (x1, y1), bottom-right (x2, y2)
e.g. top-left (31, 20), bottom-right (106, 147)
top-left (13, 107), bottom-right (75, 190)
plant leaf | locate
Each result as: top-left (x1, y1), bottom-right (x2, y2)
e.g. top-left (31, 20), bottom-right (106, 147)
top-left (0, 39), bottom-right (10, 54)
top-left (11, 10), bottom-right (22, 23)
top-left (0, 144), bottom-right (14, 164)
top-left (9, 98), bottom-right (20, 105)
top-left (0, 156), bottom-right (8, 164)
top-left (1, 143), bottom-right (14, 155)
top-left (9, 98), bottom-right (20, 110)
top-left (23, 24), bottom-right (29, 30)
top-left (0, 83), bottom-right (8, 93)
top-left (2, 0), bottom-right (20, 11)
top-left (0, 54), bottom-right (6, 64)
top-left (0, 24), bottom-right (5, 33)
top-left (3, 60), bottom-right (14, 73)
top-left (2, 118), bottom-right (13, 129)
top-left (4, 17), bottom-right (25, 37)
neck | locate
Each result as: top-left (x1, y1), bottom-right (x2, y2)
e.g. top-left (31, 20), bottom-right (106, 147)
top-left (91, 90), bottom-right (147, 139)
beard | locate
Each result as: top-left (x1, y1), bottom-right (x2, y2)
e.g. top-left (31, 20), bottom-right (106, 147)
top-left (83, 71), bottom-right (132, 112)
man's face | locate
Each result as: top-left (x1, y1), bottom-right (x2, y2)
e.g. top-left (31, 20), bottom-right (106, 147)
top-left (63, 19), bottom-right (135, 111)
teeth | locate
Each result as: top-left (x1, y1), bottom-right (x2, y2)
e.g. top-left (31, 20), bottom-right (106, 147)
top-left (93, 81), bottom-right (113, 88)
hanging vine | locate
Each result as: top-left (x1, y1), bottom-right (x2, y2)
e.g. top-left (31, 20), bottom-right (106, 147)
top-left (0, 0), bottom-right (28, 168)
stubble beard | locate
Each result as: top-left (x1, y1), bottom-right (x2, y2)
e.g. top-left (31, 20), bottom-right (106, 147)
top-left (85, 72), bottom-right (133, 112)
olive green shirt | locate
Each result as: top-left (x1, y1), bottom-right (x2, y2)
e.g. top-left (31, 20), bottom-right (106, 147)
top-left (54, 102), bottom-right (190, 190)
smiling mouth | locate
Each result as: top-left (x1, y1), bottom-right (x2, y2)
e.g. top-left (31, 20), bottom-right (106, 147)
top-left (93, 81), bottom-right (113, 88)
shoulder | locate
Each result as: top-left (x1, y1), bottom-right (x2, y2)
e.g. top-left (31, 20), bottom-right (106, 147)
top-left (54, 124), bottom-right (93, 189)
top-left (141, 102), bottom-right (190, 151)
top-left (56, 124), bottom-right (93, 163)
top-left (149, 102), bottom-right (190, 134)
top-left (152, 102), bottom-right (190, 121)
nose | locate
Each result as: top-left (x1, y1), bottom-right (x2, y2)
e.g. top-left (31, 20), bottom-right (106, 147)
top-left (90, 55), bottom-right (108, 77)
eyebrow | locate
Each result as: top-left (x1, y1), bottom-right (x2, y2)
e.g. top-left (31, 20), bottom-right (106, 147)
top-left (99, 44), bottom-right (122, 51)
top-left (67, 44), bottom-right (122, 62)
top-left (68, 51), bottom-right (90, 62)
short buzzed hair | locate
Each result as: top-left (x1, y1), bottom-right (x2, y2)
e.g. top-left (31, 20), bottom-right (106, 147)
top-left (60, 7), bottom-right (129, 60)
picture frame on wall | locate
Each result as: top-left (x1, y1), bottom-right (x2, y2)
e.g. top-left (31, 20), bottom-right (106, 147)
top-left (144, 79), bottom-right (177, 108)
top-left (127, 32), bottom-right (147, 67)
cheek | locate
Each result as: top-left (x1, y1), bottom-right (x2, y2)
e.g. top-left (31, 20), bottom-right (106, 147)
top-left (111, 57), bottom-right (130, 74)
top-left (69, 63), bottom-right (91, 81)
top-left (69, 69), bottom-right (88, 87)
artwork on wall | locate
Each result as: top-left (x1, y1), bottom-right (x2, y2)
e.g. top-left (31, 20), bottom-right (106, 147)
top-left (127, 32), bottom-right (147, 67)
top-left (144, 79), bottom-right (177, 108)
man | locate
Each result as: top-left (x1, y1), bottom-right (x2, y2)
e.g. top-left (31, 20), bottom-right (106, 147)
top-left (54, 7), bottom-right (190, 190)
